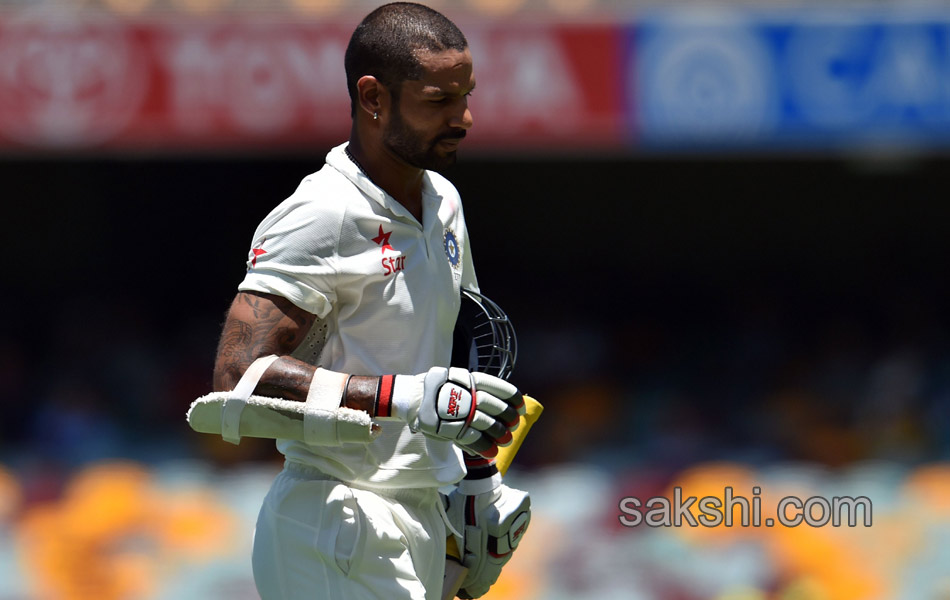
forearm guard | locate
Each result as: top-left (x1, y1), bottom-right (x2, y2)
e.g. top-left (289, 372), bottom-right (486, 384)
top-left (187, 355), bottom-right (378, 446)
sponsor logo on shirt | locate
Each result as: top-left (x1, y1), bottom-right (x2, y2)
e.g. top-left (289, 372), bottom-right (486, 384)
top-left (382, 255), bottom-right (406, 276)
top-left (373, 224), bottom-right (405, 276)
top-left (372, 225), bottom-right (393, 254)
top-left (249, 238), bottom-right (267, 269)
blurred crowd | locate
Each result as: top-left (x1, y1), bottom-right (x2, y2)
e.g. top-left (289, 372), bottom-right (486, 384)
top-left (517, 283), bottom-right (950, 473)
top-left (2, 264), bottom-right (948, 488)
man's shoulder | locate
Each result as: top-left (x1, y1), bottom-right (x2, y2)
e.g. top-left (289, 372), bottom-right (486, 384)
top-left (275, 164), bottom-right (360, 212)
top-left (253, 165), bottom-right (360, 236)
top-left (298, 161), bottom-right (361, 198)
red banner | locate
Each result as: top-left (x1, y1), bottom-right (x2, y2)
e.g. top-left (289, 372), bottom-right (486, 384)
top-left (460, 21), bottom-right (625, 150)
top-left (0, 7), bottom-right (624, 152)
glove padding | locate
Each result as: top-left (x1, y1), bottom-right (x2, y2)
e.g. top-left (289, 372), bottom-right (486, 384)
top-left (394, 367), bottom-right (525, 458)
top-left (446, 484), bottom-right (531, 599)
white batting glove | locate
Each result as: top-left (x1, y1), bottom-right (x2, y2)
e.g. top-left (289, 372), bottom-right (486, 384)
top-left (385, 367), bottom-right (525, 459)
top-left (446, 483), bottom-right (531, 599)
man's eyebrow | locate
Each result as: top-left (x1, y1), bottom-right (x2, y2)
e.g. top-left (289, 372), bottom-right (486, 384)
top-left (421, 81), bottom-right (476, 97)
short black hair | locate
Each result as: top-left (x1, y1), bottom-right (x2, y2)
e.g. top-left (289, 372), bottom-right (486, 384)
top-left (345, 2), bottom-right (468, 116)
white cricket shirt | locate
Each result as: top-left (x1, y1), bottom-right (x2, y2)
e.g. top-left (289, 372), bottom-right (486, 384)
top-left (238, 142), bottom-right (478, 490)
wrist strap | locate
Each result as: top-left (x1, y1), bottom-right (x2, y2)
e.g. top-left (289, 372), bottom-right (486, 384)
top-left (386, 374), bottom-right (420, 423)
top-left (306, 368), bottom-right (349, 410)
top-left (304, 368), bottom-right (350, 446)
top-left (458, 454), bottom-right (502, 495)
top-left (222, 354), bottom-right (280, 444)
top-left (375, 374), bottom-right (396, 418)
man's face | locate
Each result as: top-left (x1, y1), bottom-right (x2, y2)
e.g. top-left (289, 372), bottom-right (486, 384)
top-left (383, 47), bottom-right (475, 173)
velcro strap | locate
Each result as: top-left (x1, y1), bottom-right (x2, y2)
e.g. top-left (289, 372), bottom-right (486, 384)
top-left (457, 472), bottom-right (502, 496)
top-left (222, 355), bottom-right (280, 445)
top-left (303, 368), bottom-right (349, 445)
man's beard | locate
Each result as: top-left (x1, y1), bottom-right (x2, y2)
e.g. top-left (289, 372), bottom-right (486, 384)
top-left (383, 107), bottom-right (465, 173)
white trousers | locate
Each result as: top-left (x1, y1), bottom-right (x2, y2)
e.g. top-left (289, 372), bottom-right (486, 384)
top-left (252, 463), bottom-right (447, 600)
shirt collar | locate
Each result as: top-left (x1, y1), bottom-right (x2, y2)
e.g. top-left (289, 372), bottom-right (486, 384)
top-left (326, 142), bottom-right (441, 224)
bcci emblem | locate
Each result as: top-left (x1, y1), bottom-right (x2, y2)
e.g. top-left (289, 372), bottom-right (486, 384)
top-left (443, 229), bottom-right (460, 269)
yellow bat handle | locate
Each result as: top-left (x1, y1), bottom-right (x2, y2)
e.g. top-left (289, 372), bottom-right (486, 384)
top-left (446, 395), bottom-right (543, 560)
top-left (495, 395), bottom-right (544, 476)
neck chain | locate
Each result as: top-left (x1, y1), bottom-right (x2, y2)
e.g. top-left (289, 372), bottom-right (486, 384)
top-left (345, 146), bottom-right (369, 176)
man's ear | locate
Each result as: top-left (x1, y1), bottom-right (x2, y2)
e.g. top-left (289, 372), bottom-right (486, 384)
top-left (356, 75), bottom-right (391, 121)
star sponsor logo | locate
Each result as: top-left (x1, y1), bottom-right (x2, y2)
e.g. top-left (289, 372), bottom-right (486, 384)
top-left (372, 225), bottom-right (393, 254)
top-left (371, 224), bottom-right (407, 277)
top-left (249, 238), bottom-right (267, 268)
top-left (382, 255), bottom-right (406, 277)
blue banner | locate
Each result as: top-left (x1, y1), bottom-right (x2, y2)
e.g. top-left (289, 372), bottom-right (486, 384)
top-left (629, 10), bottom-right (950, 150)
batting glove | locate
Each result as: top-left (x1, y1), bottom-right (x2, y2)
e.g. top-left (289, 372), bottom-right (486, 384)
top-left (446, 482), bottom-right (531, 599)
top-left (384, 367), bottom-right (525, 459)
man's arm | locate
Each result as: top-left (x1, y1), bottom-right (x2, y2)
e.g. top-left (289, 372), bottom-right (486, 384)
top-left (212, 291), bottom-right (389, 413)
top-left (213, 291), bottom-right (318, 401)
top-left (202, 290), bottom-right (522, 455)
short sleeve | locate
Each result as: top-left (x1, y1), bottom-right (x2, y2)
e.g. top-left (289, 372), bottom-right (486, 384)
top-left (238, 180), bottom-right (343, 319)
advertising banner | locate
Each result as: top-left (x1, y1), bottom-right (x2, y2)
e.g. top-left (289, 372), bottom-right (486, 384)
top-left (630, 9), bottom-right (950, 151)
top-left (0, 7), bottom-right (625, 152)
top-left (5, 6), bottom-right (950, 153)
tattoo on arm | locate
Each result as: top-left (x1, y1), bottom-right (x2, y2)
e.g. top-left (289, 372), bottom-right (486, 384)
top-left (254, 358), bottom-right (314, 403)
top-left (212, 292), bottom-right (316, 399)
top-left (213, 292), bottom-right (386, 417)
